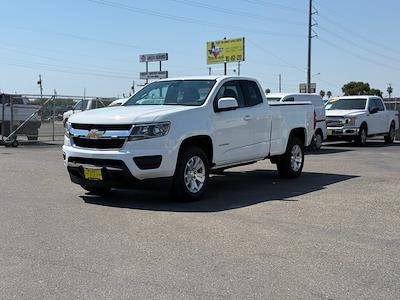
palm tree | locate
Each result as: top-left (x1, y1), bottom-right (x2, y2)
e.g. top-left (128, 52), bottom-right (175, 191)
top-left (327, 91), bottom-right (332, 99)
top-left (387, 84), bottom-right (393, 98)
top-left (319, 90), bottom-right (326, 98)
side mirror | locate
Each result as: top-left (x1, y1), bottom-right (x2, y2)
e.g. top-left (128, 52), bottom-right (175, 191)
top-left (217, 97), bottom-right (239, 111)
top-left (369, 107), bottom-right (379, 114)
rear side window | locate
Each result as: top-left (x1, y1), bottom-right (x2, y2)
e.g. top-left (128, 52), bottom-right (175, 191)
top-left (374, 98), bottom-right (385, 111)
top-left (240, 80), bottom-right (263, 107)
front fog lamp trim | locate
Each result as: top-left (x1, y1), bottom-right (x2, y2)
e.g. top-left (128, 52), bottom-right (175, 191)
top-left (128, 122), bottom-right (170, 141)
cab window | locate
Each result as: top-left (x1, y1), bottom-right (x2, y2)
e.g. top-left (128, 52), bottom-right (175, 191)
top-left (373, 98), bottom-right (385, 111)
top-left (214, 81), bottom-right (245, 110)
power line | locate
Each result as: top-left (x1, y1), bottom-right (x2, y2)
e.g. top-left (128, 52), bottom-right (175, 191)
top-left (318, 26), bottom-right (400, 63)
top-left (0, 46), bottom-right (136, 75)
top-left (242, 0), bottom-right (306, 14)
top-left (315, 0), bottom-right (400, 55)
top-left (169, 0), bottom-right (305, 26)
top-left (0, 60), bottom-right (138, 80)
top-left (317, 37), bottom-right (400, 72)
top-left (86, 0), bottom-right (303, 38)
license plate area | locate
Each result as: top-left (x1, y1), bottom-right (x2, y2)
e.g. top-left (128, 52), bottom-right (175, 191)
top-left (83, 167), bottom-right (103, 180)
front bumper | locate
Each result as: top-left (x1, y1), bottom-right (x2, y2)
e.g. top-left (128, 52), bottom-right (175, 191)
top-left (63, 136), bottom-right (179, 189)
top-left (327, 126), bottom-right (359, 138)
top-left (67, 157), bottom-right (172, 190)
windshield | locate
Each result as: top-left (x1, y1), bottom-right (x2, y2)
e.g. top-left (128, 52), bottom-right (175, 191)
top-left (325, 98), bottom-right (367, 110)
top-left (124, 80), bottom-right (216, 106)
top-left (266, 97), bottom-right (282, 102)
top-left (73, 100), bottom-right (89, 110)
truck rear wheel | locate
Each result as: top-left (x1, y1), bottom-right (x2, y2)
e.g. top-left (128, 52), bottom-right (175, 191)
top-left (277, 136), bottom-right (304, 178)
top-left (310, 131), bottom-right (323, 150)
top-left (384, 123), bottom-right (395, 144)
top-left (171, 146), bottom-right (209, 202)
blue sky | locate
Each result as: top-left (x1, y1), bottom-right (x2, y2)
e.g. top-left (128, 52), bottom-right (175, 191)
top-left (1, 0), bottom-right (399, 97)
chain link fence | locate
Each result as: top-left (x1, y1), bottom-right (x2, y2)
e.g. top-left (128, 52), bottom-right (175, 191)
top-left (1, 93), bottom-right (117, 146)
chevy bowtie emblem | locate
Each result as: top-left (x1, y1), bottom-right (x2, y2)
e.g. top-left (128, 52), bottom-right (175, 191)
top-left (86, 129), bottom-right (105, 139)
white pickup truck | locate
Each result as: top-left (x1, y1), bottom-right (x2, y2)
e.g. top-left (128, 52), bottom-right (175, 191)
top-left (63, 76), bottom-right (314, 201)
top-left (1, 94), bottom-right (41, 140)
top-left (326, 96), bottom-right (399, 145)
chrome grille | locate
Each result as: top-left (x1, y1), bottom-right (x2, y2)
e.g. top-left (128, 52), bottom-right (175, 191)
top-left (70, 123), bottom-right (132, 150)
top-left (326, 117), bottom-right (344, 128)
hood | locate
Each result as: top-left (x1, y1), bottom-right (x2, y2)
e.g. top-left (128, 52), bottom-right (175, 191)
top-left (325, 109), bottom-right (366, 117)
top-left (67, 105), bottom-right (198, 124)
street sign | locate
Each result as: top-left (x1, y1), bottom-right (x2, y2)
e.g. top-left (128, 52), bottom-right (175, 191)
top-left (140, 71), bottom-right (168, 80)
top-left (139, 53), bottom-right (168, 63)
top-left (299, 83), bottom-right (316, 93)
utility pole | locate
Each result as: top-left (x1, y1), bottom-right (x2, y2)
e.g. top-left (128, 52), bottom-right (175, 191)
top-left (208, 67), bottom-right (212, 75)
top-left (307, 0), bottom-right (317, 93)
top-left (279, 74), bottom-right (282, 92)
top-left (37, 74), bottom-right (43, 103)
top-left (238, 61), bottom-right (241, 76)
top-left (223, 37), bottom-right (227, 76)
top-left (131, 80), bottom-right (135, 94)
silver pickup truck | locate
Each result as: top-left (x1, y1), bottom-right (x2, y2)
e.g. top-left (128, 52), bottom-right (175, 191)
top-left (326, 96), bottom-right (399, 145)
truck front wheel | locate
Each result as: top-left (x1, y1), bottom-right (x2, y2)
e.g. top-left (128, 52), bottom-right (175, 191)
top-left (355, 124), bottom-right (367, 146)
top-left (276, 136), bottom-right (304, 178)
top-left (171, 146), bottom-right (210, 201)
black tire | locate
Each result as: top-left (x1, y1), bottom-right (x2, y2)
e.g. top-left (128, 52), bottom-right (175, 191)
top-left (277, 136), bottom-right (304, 178)
top-left (80, 185), bottom-right (111, 196)
top-left (171, 146), bottom-right (210, 202)
top-left (310, 131), bottom-right (323, 150)
top-left (11, 140), bottom-right (19, 148)
top-left (355, 124), bottom-right (368, 146)
top-left (384, 123), bottom-right (395, 144)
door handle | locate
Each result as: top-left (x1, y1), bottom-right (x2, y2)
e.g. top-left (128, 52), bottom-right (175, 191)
top-left (243, 115), bottom-right (252, 121)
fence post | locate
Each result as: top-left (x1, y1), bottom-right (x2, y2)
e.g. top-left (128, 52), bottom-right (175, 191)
top-left (52, 90), bottom-right (56, 141)
top-left (10, 95), bottom-right (14, 141)
top-left (1, 94), bottom-right (5, 138)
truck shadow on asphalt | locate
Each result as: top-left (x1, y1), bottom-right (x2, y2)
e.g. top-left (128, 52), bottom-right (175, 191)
top-left (81, 170), bottom-right (358, 212)
top-left (325, 141), bottom-right (400, 148)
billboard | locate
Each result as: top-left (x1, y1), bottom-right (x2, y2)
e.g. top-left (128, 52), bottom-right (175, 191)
top-left (206, 37), bottom-right (245, 65)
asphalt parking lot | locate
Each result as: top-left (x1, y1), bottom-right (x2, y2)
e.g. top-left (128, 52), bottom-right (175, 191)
top-left (0, 141), bottom-right (399, 299)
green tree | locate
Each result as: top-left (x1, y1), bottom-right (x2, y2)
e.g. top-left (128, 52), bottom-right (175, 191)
top-left (387, 84), bottom-right (393, 98)
top-left (342, 81), bottom-right (371, 96)
top-left (319, 90), bottom-right (326, 98)
top-left (370, 88), bottom-right (383, 97)
top-left (327, 91), bottom-right (332, 98)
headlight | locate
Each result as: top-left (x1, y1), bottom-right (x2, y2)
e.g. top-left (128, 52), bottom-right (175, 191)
top-left (343, 117), bottom-right (356, 126)
top-left (128, 122), bottom-right (170, 141)
top-left (64, 121), bottom-right (72, 138)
